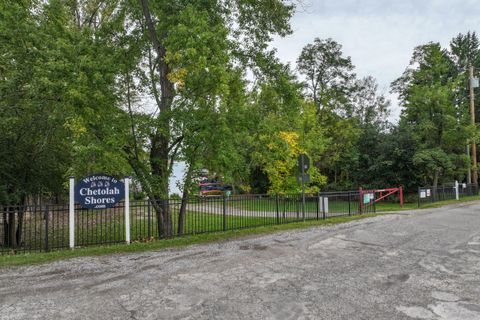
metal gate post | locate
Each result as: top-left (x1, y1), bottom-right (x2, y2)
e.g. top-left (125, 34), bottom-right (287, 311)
top-left (359, 187), bottom-right (363, 214)
top-left (44, 205), bottom-right (49, 252)
top-left (147, 200), bottom-right (151, 239)
top-left (399, 187), bottom-right (403, 208)
top-left (223, 194), bottom-right (227, 231)
top-left (418, 187), bottom-right (420, 208)
top-left (275, 194), bottom-right (280, 224)
top-left (348, 192), bottom-right (351, 216)
top-left (322, 196), bottom-right (326, 220)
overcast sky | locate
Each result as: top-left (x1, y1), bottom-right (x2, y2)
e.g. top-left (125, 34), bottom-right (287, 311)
top-left (271, 0), bottom-right (480, 120)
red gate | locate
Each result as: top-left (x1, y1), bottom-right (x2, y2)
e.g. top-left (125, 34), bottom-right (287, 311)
top-left (359, 187), bottom-right (403, 212)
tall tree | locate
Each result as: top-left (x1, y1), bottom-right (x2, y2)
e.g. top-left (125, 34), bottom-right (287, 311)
top-left (393, 43), bottom-right (468, 187)
top-left (449, 32), bottom-right (480, 124)
top-left (297, 38), bottom-right (355, 114)
top-left (450, 32), bottom-right (480, 71)
top-left (0, 0), bottom-right (133, 248)
top-left (123, 0), bottom-right (295, 237)
top-left (0, 0), bottom-right (72, 247)
top-left (349, 76), bottom-right (390, 129)
top-left (248, 66), bottom-right (328, 193)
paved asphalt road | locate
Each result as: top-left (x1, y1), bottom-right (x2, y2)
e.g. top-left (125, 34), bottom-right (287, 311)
top-left (1, 202), bottom-right (480, 320)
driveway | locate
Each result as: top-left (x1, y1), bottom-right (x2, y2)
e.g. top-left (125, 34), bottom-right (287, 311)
top-left (1, 202), bottom-right (480, 319)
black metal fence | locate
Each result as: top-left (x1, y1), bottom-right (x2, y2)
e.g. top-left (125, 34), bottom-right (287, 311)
top-left (418, 183), bottom-right (478, 207)
top-left (0, 191), bottom-right (376, 255)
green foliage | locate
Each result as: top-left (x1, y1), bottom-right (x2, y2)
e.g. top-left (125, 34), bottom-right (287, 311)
top-left (393, 42), bottom-right (469, 186)
top-left (297, 38), bottom-right (355, 112)
top-left (0, 0), bottom-right (70, 203)
top-left (2, 0), bottom-right (480, 206)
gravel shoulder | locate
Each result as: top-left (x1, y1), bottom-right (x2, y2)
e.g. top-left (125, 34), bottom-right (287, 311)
top-left (1, 202), bottom-right (480, 319)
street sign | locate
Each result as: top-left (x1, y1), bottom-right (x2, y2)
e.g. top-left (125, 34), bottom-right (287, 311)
top-left (75, 174), bottom-right (125, 209)
top-left (298, 154), bottom-right (310, 172)
top-left (471, 77), bottom-right (479, 88)
top-left (363, 193), bottom-right (374, 204)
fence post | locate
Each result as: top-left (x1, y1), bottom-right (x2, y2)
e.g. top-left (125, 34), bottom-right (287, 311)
top-left (359, 187), bottom-right (363, 214)
top-left (316, 192), bottom-right (320, 220)
top-left (223, 194), bottom-right (227, 231)
top-left (418, 187), bottom-right (420, 208)
top-left (296, 196), bottom-right (299, 219)
top-left (275, 194), bottom-right (280, 224)
top-left (125, 177), bottom-right (131, 244)
top-left (69, 176), bottom-right (75, 249)
top-left (348, 192), bottom-right (351, 216)
top-left (302, 193), bottom-right (306, 222)
top-left (147, 200), bottom-right (151, 239)
top-left (455, 180), bottom-right (459, 200)
top-left (399, 186), bottom-right (403, 208)
top-left (44, 205), bottom-right (49, 252)
top-left (322, 196), bottom-right (326, 220)
top-left (373, 192), bottom-right (376, 214)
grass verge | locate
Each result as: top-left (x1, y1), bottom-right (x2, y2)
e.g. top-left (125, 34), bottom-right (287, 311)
top-left (419, 195), bottom-right (480, 209)
top-left (0, 213), bottom-right (381, 268)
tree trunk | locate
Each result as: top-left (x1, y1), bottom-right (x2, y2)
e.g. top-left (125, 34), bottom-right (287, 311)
top-left (178, 163), bottom-right (195, 235)
top-left (139, 0), bottom-right (175, 238)
top-left (150, 135), bottom-right (172, 237)
top-left (156, 199), bottom-right (171, 238)
top-left (2, 198), bottom-right (26, 249)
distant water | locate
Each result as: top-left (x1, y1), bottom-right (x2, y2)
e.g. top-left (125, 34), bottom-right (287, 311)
top-left (169, 162), bottom-right (186, 196)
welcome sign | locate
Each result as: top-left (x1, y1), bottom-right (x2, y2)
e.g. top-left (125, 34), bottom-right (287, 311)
top-left (75, 174), bottom-right (125, 209)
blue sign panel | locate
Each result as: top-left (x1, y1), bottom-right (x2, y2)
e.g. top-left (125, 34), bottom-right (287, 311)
top-left (75, 174), bottom-right (125, 209)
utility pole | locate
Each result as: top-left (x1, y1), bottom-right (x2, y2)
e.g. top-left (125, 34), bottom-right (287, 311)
top-left (469, 65), bottom-right (478, 185)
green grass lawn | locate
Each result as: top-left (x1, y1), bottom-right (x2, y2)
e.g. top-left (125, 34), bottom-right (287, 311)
top-left (5, 210), bottom-right (292, 254)
top-left (227, 197), bottom-right (407, 213)
top-left (420, 194), bottom-right (480, 208)
top-left (0, 213), bottom-right (381, 268)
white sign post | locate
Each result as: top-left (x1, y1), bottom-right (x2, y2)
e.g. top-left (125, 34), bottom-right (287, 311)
top-left (69, 177), bottom-right (75, 249)
top-left (455, 180), bottom-right (459, 200)
top-left (124, 177), bottom-right (131, 244)
top-left (319, 197), bottom-right (329, 213)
